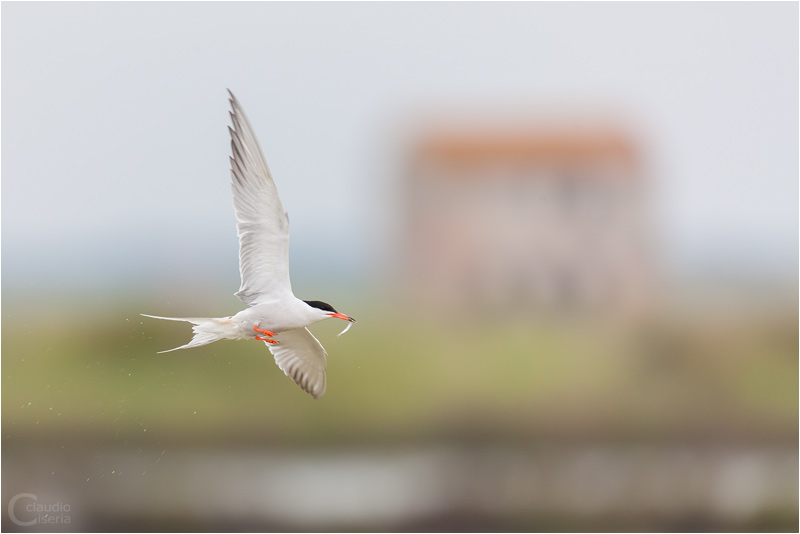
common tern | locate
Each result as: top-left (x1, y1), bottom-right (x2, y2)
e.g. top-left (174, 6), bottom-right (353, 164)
top-left (143, 90), bottom-right (355, 399)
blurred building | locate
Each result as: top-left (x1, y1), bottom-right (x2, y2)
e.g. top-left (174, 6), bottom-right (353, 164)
top-left (404, 124), bottom-right (651, 319)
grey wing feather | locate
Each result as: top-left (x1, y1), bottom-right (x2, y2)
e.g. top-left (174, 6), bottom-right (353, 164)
top-left (228, 90), bottom-right (292, 305)
top-left (268, 328), bottom-right (327, 399)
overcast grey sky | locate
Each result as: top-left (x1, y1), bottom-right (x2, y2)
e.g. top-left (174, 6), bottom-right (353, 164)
top-left (2, 2), bottom-right (797, 297)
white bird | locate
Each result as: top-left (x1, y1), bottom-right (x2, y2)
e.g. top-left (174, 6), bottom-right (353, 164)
top-left (142, 90), bottom-right (355, 399)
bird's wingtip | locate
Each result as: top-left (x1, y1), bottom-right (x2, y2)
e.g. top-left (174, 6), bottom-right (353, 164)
top-left (227, 89), bottom-right (237, 105)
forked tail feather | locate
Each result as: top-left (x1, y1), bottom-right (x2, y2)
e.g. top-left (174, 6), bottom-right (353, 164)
top-left (140, 314), bottom-right (237, 353)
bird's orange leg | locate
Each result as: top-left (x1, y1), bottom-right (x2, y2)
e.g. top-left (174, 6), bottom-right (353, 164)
top-left (253, 324), bottom-right (276, 336)
top-left (254, 324), bottom-right (278, 344)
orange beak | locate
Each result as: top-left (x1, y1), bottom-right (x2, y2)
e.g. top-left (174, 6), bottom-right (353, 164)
top-left (328, 312), bottom-right (356, 322)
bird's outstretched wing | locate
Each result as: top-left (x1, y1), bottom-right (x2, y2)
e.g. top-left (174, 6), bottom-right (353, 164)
top-left (228, 90), bottom-right (292, 306)
top-left (268, 328), bottom-right (328, 399)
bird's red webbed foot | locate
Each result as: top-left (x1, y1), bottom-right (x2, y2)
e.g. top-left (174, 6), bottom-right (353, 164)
top-left (254, 324), bottom-right (278, 344)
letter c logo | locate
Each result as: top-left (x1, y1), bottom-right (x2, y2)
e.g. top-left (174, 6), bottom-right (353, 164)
top-left (8, 493), bottom-right (37, 527)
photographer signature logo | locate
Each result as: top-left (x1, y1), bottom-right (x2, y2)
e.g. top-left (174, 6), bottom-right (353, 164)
top-left (8, 493), bottom-right (71, 527)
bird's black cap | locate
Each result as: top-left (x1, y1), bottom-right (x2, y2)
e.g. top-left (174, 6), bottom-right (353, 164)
top-left (303, 300), bottom-right (338, 313)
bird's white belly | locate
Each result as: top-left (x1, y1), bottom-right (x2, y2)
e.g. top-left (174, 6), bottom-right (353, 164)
top-left (232, 302), bottom-right (318, 336)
